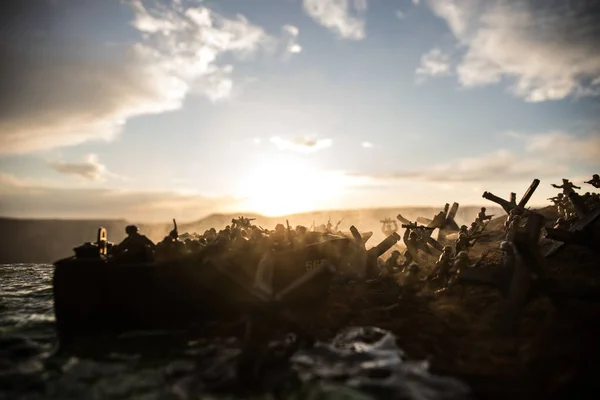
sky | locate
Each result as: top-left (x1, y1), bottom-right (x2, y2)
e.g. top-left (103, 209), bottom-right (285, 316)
top-left (0, 0), bottom-right (599, 222)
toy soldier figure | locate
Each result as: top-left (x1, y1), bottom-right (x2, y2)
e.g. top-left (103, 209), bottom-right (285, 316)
top-left (504, 208), bottom-right (520, 231)
top-left (446, 251), bottom-right (470, 288)
top-left (455, 232), bottom-right (476, 253)
top-left (584, 174), bottom-right (600, 189)
top-left (551, 178), bottom-right (581, 195)
top-left (468, 221), bottom-right (480, 236)
top-left (326, 219), bottom-right (333, 233)
top-left (113, 225), bottom-right (156, 262)
top-left (548, 193), bottom-right (566, 217)
top-left (499, 241), bottom-right (515, 269)
top-left (458, 225), bottom-right (469, 236)
top-left (399, 250), bottom-right (414, 271)
top-left (427, 246), bottom-right (454, 285)
top-left (476, 207), bottom-right (493, 225)
top-left (404, 230), bottom-right (421, 254)
top-left (380, 218), bottom-right (398, 237)
top-left (399, 263), bottom-right (422, 297)
top-left (383, 250), bottom-right (401, 275)
top-left (505, 214), bottom-right (522, 241)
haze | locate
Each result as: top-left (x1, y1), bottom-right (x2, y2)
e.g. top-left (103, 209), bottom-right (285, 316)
top-left (1, 0), bottom-right (599, 223)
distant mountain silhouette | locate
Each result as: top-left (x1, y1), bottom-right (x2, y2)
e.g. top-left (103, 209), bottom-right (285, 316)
top-left (0, 205), bottom-right (500, 264)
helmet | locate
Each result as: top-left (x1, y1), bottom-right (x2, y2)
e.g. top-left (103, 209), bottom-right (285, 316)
top-left (392, 250), bottom-right (400, 256)
top-left (481, 207), bottom-right (486, 212)
top-left (471, 222), bottom-right (478, 226)
top-left (403, 250), bottom-right (410, 257)
top-left (557, 193), bottom-right (563, 198)
top-left (443, 245), bottom-right (452, 253)
top-left (460, 225), bottom-right (468, 230)
top-left (593, 174), bottom-right (599, 179)
top-left (125, 225), bottom-right (138, 235)
top-left (499, 241), bottom-right (512, 251)
top-left (409, 231), bottom-right (418, 239)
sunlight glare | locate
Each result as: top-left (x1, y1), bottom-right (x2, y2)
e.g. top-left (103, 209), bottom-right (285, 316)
top-left (238, 155), bottom-right (345, 216)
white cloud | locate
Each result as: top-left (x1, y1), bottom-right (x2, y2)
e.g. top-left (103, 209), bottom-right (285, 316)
top-left (269, 136), bottom-right (333, 153)
top-left (415, 48), bottom-right (452, 82)
top-left (48, 154), bottom-right (125, 182)
top-left (282, 25), bottom-right (302, 54)
top-left (361, 141), bottom-right (374, 148)
top-left (302, 0), bottom-right (367, 40)
top-left (517, 131), bottom-right (600, 166)
top-left (424, 0), bottom-right (600, 101)
top-left (365, 149), bottom-right (566, 183)
top-left (0, 1), bottom-right (282, 154)
top-left (352, 130), bottom-right (599, 184)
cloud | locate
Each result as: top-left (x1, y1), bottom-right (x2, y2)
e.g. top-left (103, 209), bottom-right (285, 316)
top-left (395, 10), bottom-right (405, 19)
top-left (361, 141), bottom-right (374, 148)
top-left (282, 25), bottom-right (302, 54)
top-left (302, 0), bottom-right (367, 40)
top-left (362, 149), bottom-right (567, 183)
top-left (424, 0), bottom-right (600, 101)
top-left (48, 154), bottom-right (124, 181)
top-left (415, 48), bottom-right (452, 82)
top-left (269, 136), bottom-right (333, 153)
top-left (515, 131), bottom-right (600, 166)
top-left (352, 131), bottom-right (599, 184)
top-left (0, 173), bottom-right (239, 223)
top-left (0, 0), bottom-right (279, 155)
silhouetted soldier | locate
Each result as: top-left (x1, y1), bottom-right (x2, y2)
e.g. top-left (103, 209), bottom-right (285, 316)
top-left (552, 179), bottom-right (580, 195)
top-left (499, 241), bottom-right (515, 269)
top-left (427, 246), bottom-right (454, 285)
top-left (584, 174), bottom-right (600, 189)
top-left (113, 225), bottom-right (155, 263)
top-left (400, 263), bottom-right (421, 297)
top-left (468, 221), bottom-right (480, 236)
top-left (383, 250), bottom-right (400, 275)
top-left (476, 207), bottom-right (492, 225)
top-left (399, 250), bottom-right (414, 271)
top-left (505, 214), bottom-right (522, 241)
top-left (455, 232), bottom-right (476, 253)
top-left (458, 225), bottom-right (469, 237)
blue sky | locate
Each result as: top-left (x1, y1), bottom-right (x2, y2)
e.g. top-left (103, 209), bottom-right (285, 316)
top-left (0, 0), bottom-right (599, 221)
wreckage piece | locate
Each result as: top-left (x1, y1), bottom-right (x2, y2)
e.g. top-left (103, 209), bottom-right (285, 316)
top-left (414, 203), bottom-right (461, 241)
top-left (72, 227), bottom-right (112, 258)
top-left (544, 204), bottom-right (600, 257)
top-left (482, 179), bottom-right (540, 215)
top-left (349, 226), bottom-right (401, 278)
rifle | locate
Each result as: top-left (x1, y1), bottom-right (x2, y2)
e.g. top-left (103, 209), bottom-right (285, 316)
top-left (334, 218), bottom-right (343, 232)
top-left (401, 223), bottom-right (434, 231)
top-left (170, 218), bottom-right (179, 238)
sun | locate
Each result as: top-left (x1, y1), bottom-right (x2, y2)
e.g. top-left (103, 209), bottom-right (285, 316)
top-left (237, 155), bottom-right (345, 217)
